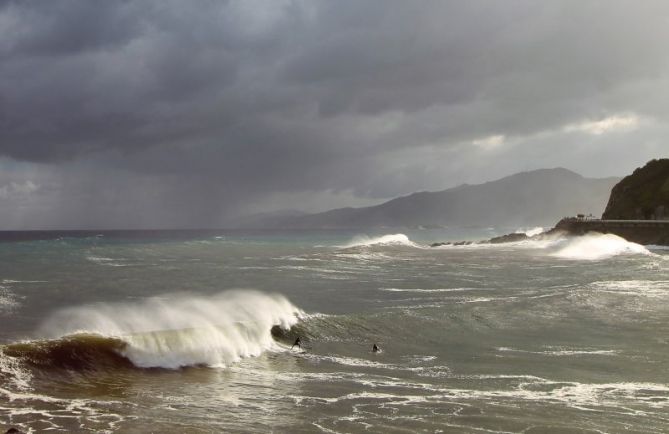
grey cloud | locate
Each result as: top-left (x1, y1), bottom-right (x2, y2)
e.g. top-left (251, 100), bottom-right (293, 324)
top-left (1, 1), bottom-right (668, 228)
top-left (0, 1), bottom-right (143, 58)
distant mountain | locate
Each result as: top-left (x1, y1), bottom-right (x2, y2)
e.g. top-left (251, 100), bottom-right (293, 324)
top-left (247, 168), bottom-right (620, 229)
top-left (602, 159), bottom-right (669, 220)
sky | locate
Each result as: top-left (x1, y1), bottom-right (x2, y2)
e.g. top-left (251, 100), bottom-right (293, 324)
top-left (1, 0), bottom-right (668, 229)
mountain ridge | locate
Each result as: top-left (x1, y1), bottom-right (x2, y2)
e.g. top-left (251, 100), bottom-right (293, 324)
top-left (242, 168), bottom-right (619, 229)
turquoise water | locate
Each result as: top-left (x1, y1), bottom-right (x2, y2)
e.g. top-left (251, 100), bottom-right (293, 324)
top-left (1, 229), bottom-right (668, 433)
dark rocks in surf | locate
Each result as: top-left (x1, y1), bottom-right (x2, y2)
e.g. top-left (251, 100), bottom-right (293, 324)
top-left (430, 240), bottom-right (473, 247)
top-left (430, 159), bottom-right (669, 247)
top-left (549, 159), bottom-right (669, 245)
top-left (488, 232), bottom-right (529, 244)
top-left (6, 428), bottom-right (24, 434)
top-left (430, 232), bottom-right (530, 247)
top-left (553, 217), bottom-right (669, 245)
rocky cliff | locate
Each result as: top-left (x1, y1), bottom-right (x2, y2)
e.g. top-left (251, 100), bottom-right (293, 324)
top-left (602, 159), bottom-right (669, 220)
top-left (554, 217), bottom-right (669, 245)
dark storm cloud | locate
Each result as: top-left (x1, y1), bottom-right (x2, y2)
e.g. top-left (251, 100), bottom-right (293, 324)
top-left (1, 0), bottom-right (668, 227)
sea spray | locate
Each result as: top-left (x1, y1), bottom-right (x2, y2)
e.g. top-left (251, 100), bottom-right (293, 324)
top-left (0, 348), bottom-right (32, 390)
top-left (340, 233), bottom-right (419, 248)
top-left (551, 233), bottom-right (652, 260)
top-left (36, 290), bottom-right (303, 368)
top-left (432, 232), bottom-right (565, 250)
top-left (515, 226), bottom-right (545, 237)
top-left (431, 232), bottom-right (654, 260)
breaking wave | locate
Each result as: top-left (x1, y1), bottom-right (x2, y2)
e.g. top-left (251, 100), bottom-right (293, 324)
top-left (5, 290), bottom-right (303, 371)
top-left (430, 231), bottom-right (657, 261)
top-left (4, 334), bottom-right (134, 371)
top-left (340, 234), bottom-right (419, 248)
top-left (515, 226), bottom-right (545, 237)
top-left (551, 233), bottom-right (652, 260)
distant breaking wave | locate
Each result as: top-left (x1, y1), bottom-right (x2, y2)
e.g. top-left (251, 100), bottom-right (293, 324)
top-left (7, 290), bottom-right (303, 370)
top-left (514, 226), bottom-right (545, 237)
top-left (551, 233), bottom-right (652, 260)
top-left (432, 231), bottom-right (654, 261)
top-left (339, 234), bottom-right (419, 248)
top-left (338, 231), bottom-right (657, 261)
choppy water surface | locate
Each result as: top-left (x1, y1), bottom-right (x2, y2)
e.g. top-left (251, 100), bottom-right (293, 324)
top-left (1, 229), bottom-right (668, 433)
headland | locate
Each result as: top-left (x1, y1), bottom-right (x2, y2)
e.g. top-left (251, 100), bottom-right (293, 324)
top-left (553, 217), bottom-right (669, 245)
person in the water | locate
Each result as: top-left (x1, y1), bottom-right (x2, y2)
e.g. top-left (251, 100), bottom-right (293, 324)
top-left (372, 343), bottom-right (379, 353)
top-left (291, 336), bottom-right (301, 350)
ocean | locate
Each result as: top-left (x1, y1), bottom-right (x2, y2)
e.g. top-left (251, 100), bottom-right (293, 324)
top-left (0, 228), bottom-right (668, 433)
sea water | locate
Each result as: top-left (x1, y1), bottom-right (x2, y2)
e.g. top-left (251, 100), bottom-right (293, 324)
top-left (0, 228), bottom-right (668, 433)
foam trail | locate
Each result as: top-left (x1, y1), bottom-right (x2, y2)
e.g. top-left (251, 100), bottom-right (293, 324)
top-left (380, 287), bottom-right (483, 293)
top-left (551, 233), bottom-right (652, 260)
top-left (37, 290), bottom-right (303, 369)
top-left (0, 348), bottom-right (32, 390)
top-left (0, 285), bottom-right (18, 311)
top-left (340, 234), bottom-right (418, 248)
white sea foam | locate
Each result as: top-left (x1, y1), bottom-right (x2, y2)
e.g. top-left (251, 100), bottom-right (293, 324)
top-left (37, 290), bottom-right (303, 369)
top-left (551, 233), bottom-right (652, 260)
top-left (590, 280), bottom-right (669, 297)
top-left (433, 232), bottom-right (655, 261)
top-left (0, 285), bottom-right (19, 310)
top-left (339, 234), bottom-right (419, 249)
top-left (0, 349), bottom-right (32, 390)
top-left (497, 346), bottom-right (618, 356)
top-left (380, 287), bottom-right (484, 293)
top-left (333, 251), bottom-right (393, 262)
top-left (303, 353), bottom-right (450, 377)
top-left (291, 379), bottom-right (669, 412)
top-left (306, 354), bottom-right (398, 369)
top-left (515, 226), bottom-right (545, 237)
top-left (0, 386), bottom-right (128, 433)
top-left (86, 256), bottom-right (129, 267)
top-left (404, 355), bottom-right (437, 363)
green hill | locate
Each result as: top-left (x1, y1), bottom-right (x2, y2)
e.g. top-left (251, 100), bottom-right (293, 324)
top-left (602, 159), bottom-right (669, 219)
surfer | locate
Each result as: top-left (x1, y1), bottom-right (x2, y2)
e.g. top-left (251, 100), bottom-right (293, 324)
top-left (291, 336), bottom-right (301, 350)
top-left (372, 343), bottom-right (379, 353)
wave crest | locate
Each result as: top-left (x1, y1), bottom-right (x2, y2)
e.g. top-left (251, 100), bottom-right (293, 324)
top-left (551, 233), bottom-right (652, 260)
top-left (32, 290), bottom-right (303, 369)
top-left (340, 233), bottom-right (418, 248)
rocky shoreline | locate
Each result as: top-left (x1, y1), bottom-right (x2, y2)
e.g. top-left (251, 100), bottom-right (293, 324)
top-left (553, 217), bottom-right (669, 245)
top-left (430, 228), bottom-right (565, 247)
top-left (430, 218), bottom-right (669, 248)
top-left (431, 159), bottom-right (669, 247)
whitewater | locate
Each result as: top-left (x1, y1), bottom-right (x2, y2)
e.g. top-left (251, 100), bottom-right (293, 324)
top-left (0, 228), bottom-right (668, 433)
top-left (35, 290), bottom-right (302, 369)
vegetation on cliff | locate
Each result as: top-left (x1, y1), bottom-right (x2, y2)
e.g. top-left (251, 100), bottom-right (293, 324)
top-left (602, 159), bottom-right (669, 220)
